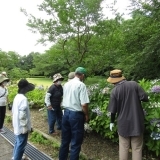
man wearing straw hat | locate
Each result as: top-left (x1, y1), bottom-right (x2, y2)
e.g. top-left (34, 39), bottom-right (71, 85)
top-left (107, 69), bottom-right (149, 160)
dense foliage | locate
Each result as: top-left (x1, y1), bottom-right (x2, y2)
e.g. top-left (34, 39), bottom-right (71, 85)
top-left (1, 0), bottom-right (160, 81)
top-left (7, 78), bottom-right (160, 157)
top-left (88, 79), bottom-right (160, 158)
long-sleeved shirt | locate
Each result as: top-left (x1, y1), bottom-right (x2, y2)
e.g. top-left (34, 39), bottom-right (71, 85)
top-left (12, 94), bottom-right (31, 135)
top-left (0, 86), bottom-right (8, 106)
top-left (108, 80), bottom-right (149, 137)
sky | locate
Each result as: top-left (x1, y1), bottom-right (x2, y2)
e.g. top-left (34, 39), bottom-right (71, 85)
top-left (0, 0), bottom-right (131, 56)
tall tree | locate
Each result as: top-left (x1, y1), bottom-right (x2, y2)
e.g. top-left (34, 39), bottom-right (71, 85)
top-left (21, 0), bottom-right (104, 67)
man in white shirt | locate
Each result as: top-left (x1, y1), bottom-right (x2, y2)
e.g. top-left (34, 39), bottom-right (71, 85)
top-left (59, 67), bottom-right (90, 160)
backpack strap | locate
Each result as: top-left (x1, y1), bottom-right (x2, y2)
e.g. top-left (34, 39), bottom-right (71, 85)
top-left (0, 88), bottom-right (6, 98)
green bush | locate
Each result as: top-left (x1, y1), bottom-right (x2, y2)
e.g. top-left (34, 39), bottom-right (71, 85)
top-left (5, 115), bottom-right (12, 123)
top-left (8, 84), bottom-right (47, 109)
top-left (139, 79), bottom-right (160, 157)
top-left (88, 81), bottom-right (118, 142)
top-left (29, 131), bottom-right (51, 145)
top-left (88, 78), bottom-right (160, 157)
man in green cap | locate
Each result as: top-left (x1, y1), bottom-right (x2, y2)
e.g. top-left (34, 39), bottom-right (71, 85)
top-left (59, 67), bottom-right (89, 160)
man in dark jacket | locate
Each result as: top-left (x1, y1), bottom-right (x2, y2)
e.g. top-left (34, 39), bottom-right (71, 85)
top-left (107, 69), bottom-right (149, 160)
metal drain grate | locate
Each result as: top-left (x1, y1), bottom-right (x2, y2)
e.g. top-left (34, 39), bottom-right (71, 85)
top-left (1, 126), bottom-right (53, 160)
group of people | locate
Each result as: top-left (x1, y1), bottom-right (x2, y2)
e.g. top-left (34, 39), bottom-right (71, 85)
top-left (44, 67), bottom-right (89, 160)
top-left (0, 68), bottom-right (149, 160)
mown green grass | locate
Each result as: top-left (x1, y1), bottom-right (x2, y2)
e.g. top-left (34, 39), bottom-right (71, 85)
top-left (27, 78), bottom-right (52, 87)
top-left (85, 76), bottom-right (106, 85)
top-left (27, 76), bottom-right (106, 87)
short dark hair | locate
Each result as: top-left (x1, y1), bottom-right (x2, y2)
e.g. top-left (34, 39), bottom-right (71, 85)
top-left (75, 72), bottom-right (83, 76)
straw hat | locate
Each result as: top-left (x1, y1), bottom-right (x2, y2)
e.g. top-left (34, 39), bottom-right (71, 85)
top-left (107, 69), bottom-right (126, 84)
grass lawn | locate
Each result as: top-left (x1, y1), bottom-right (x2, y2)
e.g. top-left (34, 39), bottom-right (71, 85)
top-left (27, 76), bottom-right (106, 87)
top-left (27, 78), bottom-right (53, 87)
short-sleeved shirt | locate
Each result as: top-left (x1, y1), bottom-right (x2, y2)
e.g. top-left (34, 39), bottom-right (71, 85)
top-left (108, 80), bottom-right (148, 137)
top-left (62, 77), bottom-right (90, 111)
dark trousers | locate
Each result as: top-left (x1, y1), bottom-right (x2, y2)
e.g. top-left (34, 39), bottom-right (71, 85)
top-left (59, 109), bottom-right (84, 160)
top-left (0, 106), bottom-right (6, 129)
top-left (47, 107), bottom-right (62, 134)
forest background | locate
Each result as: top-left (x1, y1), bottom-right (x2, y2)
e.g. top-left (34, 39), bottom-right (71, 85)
top-left (0, 0), bottom-right (160, 81)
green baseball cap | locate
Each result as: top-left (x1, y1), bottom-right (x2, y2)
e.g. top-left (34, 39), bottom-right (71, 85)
top-left (75, 67), bottom-right (86, 75)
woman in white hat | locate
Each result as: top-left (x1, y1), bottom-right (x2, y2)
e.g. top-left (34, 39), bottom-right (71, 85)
top-left (0, 74), bottom-right (10, 134)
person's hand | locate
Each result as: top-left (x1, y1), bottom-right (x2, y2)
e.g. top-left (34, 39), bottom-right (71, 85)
top-left (85, 114), bottom-right (89, 123)
top-left (47, 106), bottom-right (52, 110)
top-left (110, 123), bottom-right (114, 131)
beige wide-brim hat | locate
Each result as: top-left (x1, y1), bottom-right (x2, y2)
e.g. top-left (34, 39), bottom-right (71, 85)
top-left (107, 69), bottom-right (126, 84)
top-left (1, 71), bottom-right (7, 77)
top-left (0, 74), bottom-right (10, 83)
top-left (53, 73), bottom-right (64, 82)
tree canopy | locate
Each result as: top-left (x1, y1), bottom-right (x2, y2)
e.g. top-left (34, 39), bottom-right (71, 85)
top-left (2, 0), bottom-right (160, 81)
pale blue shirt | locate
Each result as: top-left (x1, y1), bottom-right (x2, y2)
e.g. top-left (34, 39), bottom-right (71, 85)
top-left (62, 77), bottom-right (89, 111)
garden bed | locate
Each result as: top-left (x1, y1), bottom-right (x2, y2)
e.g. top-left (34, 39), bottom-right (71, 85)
top-left (5, 109), bottom-right (158, 160)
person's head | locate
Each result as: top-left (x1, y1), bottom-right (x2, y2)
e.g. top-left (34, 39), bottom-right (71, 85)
top-left (1, 71), bottom-right (7, 77)
top-left (68, 72), bottom-right (75, 81)
top-left (0, 74), bottom-right (10, 87)
top-left (107, 69), bottom-right (126, 84)
top-left (18, 79), bottom-right (35, 94)
top-left (53, 73), bottom-right (64, 85)
top-left (75, 67), bottom-right (86, 82)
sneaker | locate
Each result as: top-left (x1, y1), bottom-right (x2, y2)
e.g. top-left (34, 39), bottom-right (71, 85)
top-left (22, 154), bottom-right (29, 160)
top-left (0, 128), bottom-right (6, 134)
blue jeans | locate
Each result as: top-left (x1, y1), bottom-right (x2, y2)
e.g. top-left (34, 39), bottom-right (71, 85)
top-left (47, 107), bottom-right (62, 134)
top-left (13, 133), bottom-right (28, 160)
top-left (59, 109), bottom-right (84, 160)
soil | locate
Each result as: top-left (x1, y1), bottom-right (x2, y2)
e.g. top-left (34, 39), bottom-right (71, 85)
top-left (5, 109), bottom-right (158, 160)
